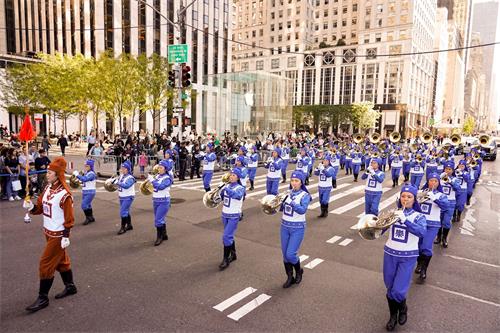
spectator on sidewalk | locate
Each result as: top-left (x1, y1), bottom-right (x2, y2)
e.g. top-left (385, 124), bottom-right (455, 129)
top-left (87, 130), bottom-right (96, 156)
top-left (57, 133), bottom-right (68, 156)
top-left (34, 149), bottom-right (50, 195)
top-left (41, 135), bottom-right (51, 156)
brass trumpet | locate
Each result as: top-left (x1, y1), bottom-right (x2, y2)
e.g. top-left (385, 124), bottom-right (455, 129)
top-left (415, 155), bottom-right (423, 163)
top-left (441, 174), bottom-right (450, 183)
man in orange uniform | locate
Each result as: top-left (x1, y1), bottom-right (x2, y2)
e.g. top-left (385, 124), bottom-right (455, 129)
top-left (23, 157), bottom-right (78, 312)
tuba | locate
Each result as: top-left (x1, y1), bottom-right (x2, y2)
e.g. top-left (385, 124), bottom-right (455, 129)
top-left (69, 172), bottom-right (82, 189)
top-left (203, 172), bottom-right (231, 208)
top-left (353, 133), bottom-right (365, 144)
top-left (260, 190), bottom-right (291, 215)
top-left (140, 164), bottom-right (161, 195)
top-left (369, 132), bottom-right (381, 144)
top-left (450, 134), bottom-right (461, 146)
top-left (389, 132), bottom-right (401, 143)
top-left (479, 134), bottom-right (491, 147)
top-left (420, 131), bottom-right (433, 144)
top-left (356, 209), bottom-right (403, 240)
top-left (104, 176), bottom-right (119, 192)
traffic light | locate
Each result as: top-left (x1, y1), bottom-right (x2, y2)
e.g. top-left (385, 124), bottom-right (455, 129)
top-left (168, 69), bottom-right (177, 88)
top-left (181, 64), bottom-right (191, 88)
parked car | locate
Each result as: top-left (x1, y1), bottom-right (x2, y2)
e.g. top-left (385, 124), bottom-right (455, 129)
top-left (482, 139), bottom-right (497, 161)
top-left (462, 137), bottom-right (479, 155)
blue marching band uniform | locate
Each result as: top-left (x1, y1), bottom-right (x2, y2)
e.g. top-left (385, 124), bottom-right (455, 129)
top-left (246, 146), bottom-right (259, 190)
top-left (328, 149), bottom-right (340, 188)
top-left (362, 157), bottom-right (385, 216)
top-left (75, 159), bottom-right (97, 225)
top-left (389, 151), bottom-right (403, 187)
top-left (314, 156), bottom-right (334, 218)
top-left (280, 144), bottom-right (290, 183)
top-left (409, 154), bottom-right (425, 188)
top-left (265, 148), bottom-right (283, 195)
top-left (200, 144), bottom-right (217, 192)
top-left (150, 159), bottom-right (173, 246)
top-left (116, 160), bottom-right (136, 235)
top-left (291, 148), bottom-right (311, 185)
top-left (435, 161), bottom-right (461, 248)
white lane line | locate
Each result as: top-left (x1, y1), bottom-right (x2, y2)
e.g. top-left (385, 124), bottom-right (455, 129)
top-left (299, 255), bottom-right (310, 263)
top-left (304, 258), bottom-right (324, 269)
top-left (326, 236), bottom-right (342, 244)
top-left (310, 185), bottom-right (365, 210)
top-left (338, 238), bottom-right (353, 246)
top-left (227, 294), bottom-right (272, 321)
top-left (427, 285), bottom-right (500, 308)
top-left (213, 287), bottom-right (257, 312)
top-left (443, 254), bottom-right (500, 269)
top-left (357, 193), bottom-right (400, 218)
top-left (246, 179), bottom-right (316, 198)
top-left (308, 183), bottom-right (351, 208)
top-left (331, 188), bottom-right (390, 215)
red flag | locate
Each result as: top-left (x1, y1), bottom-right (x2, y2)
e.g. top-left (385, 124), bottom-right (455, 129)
top-left (19, 114), bottom-right (36, 142)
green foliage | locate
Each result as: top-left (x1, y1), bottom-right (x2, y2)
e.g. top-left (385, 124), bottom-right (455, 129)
top-left (462, 115), bottom-right (475, 135)
top-left (351, 101), bottom-right (380, 130)
top-left (293, 104), bottom-right (353, 133)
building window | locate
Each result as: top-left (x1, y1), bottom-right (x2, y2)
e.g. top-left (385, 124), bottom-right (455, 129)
top-left (154, 0), bottom-right (161, 54)
top-left (105, 0), bottom-right (114, 50)
top-left (340, 65), bottom-right (356, 104)
top-left (367, 48), bottom-right (377, 59)
top-left (138, 1), bottom-right (146, 54)
top-left (122, 0), bottom-right (131, 53)
top-left (384, 61), bottom-right (404, 104)
top-left (320, 67), bottom-right (335, 104)
top-left (256, 60), bottom-right (264, 70)
top-left (241, 62), bottom-right (249, 71)
top-left (361, 63), bottom-right (379, 102)
top-left (302, 69), bottom-right (315, 105)
top-left (287, 56), bottom-right (296, 67)
top-left (5, 0), bottom-right (16, 53)
top-left (271, 58), bottom-right (280, 69)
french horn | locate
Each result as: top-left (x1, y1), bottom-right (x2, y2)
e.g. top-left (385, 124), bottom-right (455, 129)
top-left (140, 164), bottom-right (162, 196)
top-left (260, 190), bottom-right (291, 215)
top-left (69, 172), bottom-right (82, 189)
top-left (203, 172), bottom-right (231, 208)
top-left (356, 209), bottom-right (403, 240)
top-left (104, 176), bottom-right (119, 192)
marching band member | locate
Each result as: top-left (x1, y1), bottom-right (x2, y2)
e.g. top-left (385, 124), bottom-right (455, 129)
top-left (425, 151), bottom-right (438, 181)
top-left (280, 143), bottom-right (290, 183)
top-left (455, 160), bottom-right (470, 222)
top-left (246, 145), bottom-right (259, 190)
top-left (402, 152), bottom-right (411, 182)
top-left (116, 160), bottom-right (136, 235)
top-left (389, 151), bottom-right (403, 188)
top-left (345, 148), bottom-right (353, 175)
top-left (435, 162), bottom-right (461, 248)
top-left (149, 160), bottom-right (173, 246)
top-left (23, 157), bottom-right (78, 312)
top-left (218, 168), bottom-right (246, 270)
top-left (314, 156), bottom-right (334, 218)
top-left (415, 173), bottom-right (449, 284)
top-left (383, 185), bottom-right (427, 331)
top-left (234, 156), bottom-right (248, 188)
top-left (409, 154), bottom-right (425, 188)
top-left (291, 148), bottom-right (311, 185)
top-left (71, 159), bottom-right (97, 225)
top-left (164, 149), bottom-right (176, 181)
top-left (352, 149), bottom-right (362, 182)
top-left (265, 148), bottom-right (283, 195)
top-left (280, 170), bottom-right (312, 288)
top-left (329, 148), bottom-right (340, 188)
top-left (361, 158), bottom-right (385, 216)
top-left (380, 147), bottom-right (389, 172)
top-left (200, 143), bottom-right (217, 192)
top-left (307, 145), bottom-right (316, 177)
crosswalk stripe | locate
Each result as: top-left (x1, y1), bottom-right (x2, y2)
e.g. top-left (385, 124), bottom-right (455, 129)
top-left (213, 287), bottom-right (257, 312)
top-left (308, 183), bottom-right (351, 209)
top-left (246, 179), bottom-right (317, 198)
top-left (330, 188), bottom-right (390, 215)
top-left (304, 258), bottom-right (324, 269)
top-left (226, 294), bottom-right (272, 321)
top-left (356, 192), bottom-right (400, 218)
top-left (309, 185), bottom-right (364, 211)
top-left (326, 236), bottom-right (342, 244)
top-left (299, 255), bottom-right (310, 263)
top-left (339, 238), bottom-right (353, 246)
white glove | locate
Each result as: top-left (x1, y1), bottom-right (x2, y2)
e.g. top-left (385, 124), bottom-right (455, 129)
top-left (61, 237), bottom-right (70, 249)
top-left (318, 164), bottom-right (325, 171)
top-left (267, 157), bottom-right (273, 163)
top-left (199, 152), bottom-right (206, 157)
top-left (440, 172), bottom-right (447, 178)
top-left (72, 171), bottom-right (79, 177)
top-left (112, 178), bottom-right (118, 184)
top-left (23, 199), bottom-right (34, 211)
top-left (394, 210), bottom-right (406, 223)
top-left (147, 175), bottom-right (155, 182)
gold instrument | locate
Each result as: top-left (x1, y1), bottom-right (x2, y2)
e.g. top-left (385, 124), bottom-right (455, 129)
top-left (260, 190), bottom-right (291, 215)
top-left (378, 142), bottom-right (387, 151)
top-left (353, 133), bottom-right (365, 144)
top-left (356, 209), bottom-right (403, 240)
top-left (417, 189), bottom-right (431, 204)
top-left (415, 155), bottom-right (423, 163)
top-left (69, 172), bottom-right (82, 189)
top-left (203, 172), bottom-right (231, 208)
top-left (468, 160), bottom-right (477, 168)
top-left (104, 176), bottom-right (119, 192)
top-left (140, 164), bottom-right (162, 195)
top-left (420, 131), bottom-right (433, 144)
top-left (479, 134), bottom-right (491, 147)
top-left (371, 151), bottom-right (380, 159)
top-left (450, 134), bottom-right (461, 146)
top-left (389, 132), bottom-right (401, 143)
top-left (441, 173), bottom-right (450, 183)
top-left (369, 132), bottom-right (382, 144)
top-left (409, 143), bottom-right (419, 154)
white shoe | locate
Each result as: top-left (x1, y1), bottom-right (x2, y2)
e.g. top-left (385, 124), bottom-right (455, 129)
top-left (9, 196), bottom-right (14, 201)
top-left (14, 196), bottom-right (22, 201)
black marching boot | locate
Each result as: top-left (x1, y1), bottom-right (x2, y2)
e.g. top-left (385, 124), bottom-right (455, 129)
top-left (117, 217), bottom-right (127, 235)
top-left (417, 255), bottom-right (431, 284)
top-left (452, 209), bottom-right (458, 223)
top-left (125, 215), bottom-right (133, 231)
top-left (386, 296), bottom-right (398, 331)
top-left (332, 179), bottom-right (337, 188)
top-left (353, 174), bottom-right (358, 182)
top-left (154, 227), bottom-right (163, 246)
top-left (219, 246), bottom-right (231, 270)
top-left (87, 208), bottom-right (95, 223)
top-left (456, 211), bottom-right (462, 223)
top-left (434, 228), bottom-right (443, 244)
top-left (293, 261), bottom-right (303, 285)
top-left (442, 228), bottom-right (450, 248)
top-left (318, 205), bottom-right (326, 218)
top-left (249, 180), bottom-right (254, 190)
top-left (82, 209), bottom-right (91, 225)
top-left (398, 299), bottom-right (408, 325)
top-left (162, 225), bottom-right (168, 240)
top-left (54, 270), bottom-right (77, 299)
top-left (26, 278), bottom-right (54, 312)
top-left (392, 179), bottom-right (396, 188)
top-left (414, 255), bottom-right (422, 274)
top-left (282, 262), bottom-right (295, 288)
top-left (229, 241), bottom-right (237, 262)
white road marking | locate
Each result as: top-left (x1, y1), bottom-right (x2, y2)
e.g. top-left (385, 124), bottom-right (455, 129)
top-left (299, 255), bottom-right (310, 263)
top-left (246, 179), bottom-right (317, 198)
top-left (227, 294), bottom-right (272, 321)
top-left (310, 185), bottom-right (365, 211)
top-left (428, 285), bottom-right (500, 308)
top-left (308, 183), bottom-right (351, 209)
top-left (357, 193), bottom-right (400, 218)
top-left (338, 238), bottom-right (353, 246)
top-left (331, 188), bottom-right (390, 215)
top-left (326, 236), bottom-right (342, 244)
top-left (213, 287), bottom-right (257, 312)
top-left (443, 254), bottom-right (500, 269)
top-left (304, 258), bottom-right (324, 269)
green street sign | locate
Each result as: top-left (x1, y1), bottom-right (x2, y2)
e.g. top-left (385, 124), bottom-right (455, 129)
top-left (168, 44), bottom-right (188, 63)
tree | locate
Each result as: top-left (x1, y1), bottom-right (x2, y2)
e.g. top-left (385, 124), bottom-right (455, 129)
top-left (351, 101), bottom-right (380, 132)
top-left (462, 115), bottom-right (475, 135)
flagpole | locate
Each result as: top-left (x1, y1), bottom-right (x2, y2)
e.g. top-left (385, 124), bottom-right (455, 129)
top-left (24, 105), bottom-right (30, 201)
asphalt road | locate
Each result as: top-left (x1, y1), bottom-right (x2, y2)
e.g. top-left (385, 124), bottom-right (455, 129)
top-left (1, 155), bottom-right (499, 332)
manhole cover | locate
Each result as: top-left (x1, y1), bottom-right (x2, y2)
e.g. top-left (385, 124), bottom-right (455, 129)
top-left (171, 198), bottom-right (185, 204)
